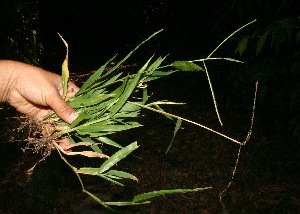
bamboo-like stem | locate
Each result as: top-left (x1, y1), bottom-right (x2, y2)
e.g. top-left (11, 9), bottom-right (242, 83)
top-left (207, 19), bottom-right (257, 58)
top-left (202, 60), bottom-right (223, 126)
top-left (128, 101), bottom-right (242, 145)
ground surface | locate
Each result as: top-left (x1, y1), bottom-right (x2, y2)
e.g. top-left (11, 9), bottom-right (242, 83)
top-left (0, 71), bottom-right (299, 214)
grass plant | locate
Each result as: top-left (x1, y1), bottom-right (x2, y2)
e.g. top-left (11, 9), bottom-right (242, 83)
top-left (20, 20), bottom-right (257, 211)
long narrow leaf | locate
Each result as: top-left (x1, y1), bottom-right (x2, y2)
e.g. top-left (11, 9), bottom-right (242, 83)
top-left (256, 29), bottom-right (271, 55)
top-left (58, 33), bottom-right (69, 98)
top-left (143, 70), bottom-right (176, 82)
top-left (147, 55), bottom-right (167, 72)
top-left (133, 187), bottom-right (211, 203)
top-left (104, 201), bottom-right (150, 206)
top-left (90, 144), bottom-right (103, 154)
top-left (166, 118), bottom-right (182, 154)
top-left (70, 111), bottom-right (88, 128)
top-left (98, 174), bottom-right (125, 186)
top-left (105, 170), bottom-right (138, 181)
top-left (97, 137), bottom-right (123, 148)
top-left (85, 72), bottom-right (123, 92)
top-left (77, 167), bottom-right (103, 175)
top-left (77, 55), bottom-right (117, 95)
top-left (99, 141), bottom-right (139, 173)
top-left (153, 104), bottom-right (173, 120)
top-left (172, 61), bottom-right (204, 71)
top-left (69, 94), bottom-right (115, 108)
top-left (102, 29), bottom-right (163, 78)
top-left (109, 75), bottom-right (141, 116)
top-left (77, 122), bottom-right (142, 133)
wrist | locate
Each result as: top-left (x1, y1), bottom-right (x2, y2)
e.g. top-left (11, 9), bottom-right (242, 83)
top-left (0, 60), bottom-right (20, 103)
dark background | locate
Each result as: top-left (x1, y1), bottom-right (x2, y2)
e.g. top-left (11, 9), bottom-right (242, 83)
top-left (37, 0), bottom-right (231, 71)
top-left (0, 0), bottom-right (299, 213)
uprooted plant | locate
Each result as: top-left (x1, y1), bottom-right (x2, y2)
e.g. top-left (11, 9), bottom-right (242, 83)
top-left (19, 20), bottom-right (257, 211)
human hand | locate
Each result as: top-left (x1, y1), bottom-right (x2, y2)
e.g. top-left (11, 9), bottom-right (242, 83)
top-left (0, 60), bottom-right (79, 150)
top-left (0, 60), bottom-right (79, 124)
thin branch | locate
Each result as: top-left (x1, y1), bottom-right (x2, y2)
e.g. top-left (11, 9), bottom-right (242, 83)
top-left (128, 101), bottom-right (243, 145)
top-left (207, 19), bottom-right (257, 58)
top-left (202, 60), bottom-right (223, 125)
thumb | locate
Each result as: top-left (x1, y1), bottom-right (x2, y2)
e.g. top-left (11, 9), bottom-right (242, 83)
top-left (48, 96), bottom-right (78, 124)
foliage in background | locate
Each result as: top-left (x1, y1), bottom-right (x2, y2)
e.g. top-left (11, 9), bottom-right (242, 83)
top-left (235, 17), bottom-right (300, 141)
top-left (211, 0), bottom-right (300, 141)
top-left (0, 0), bottom-right (43, 65)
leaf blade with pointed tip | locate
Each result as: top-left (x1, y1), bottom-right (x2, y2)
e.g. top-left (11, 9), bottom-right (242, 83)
top-left (105, 170), bottom-right (138, 181)
top-left (104, 201), bottom-right (150, 206)
top-left (102, 29), bottom-right (163, 78)
top-left (166, 118), bottom-right (182, 154)
top-left (70, 111), bottom-right (88, 128)
top-left (99, 141), bottom-right (139, 173)
top-left (235, 36), bottom-right (249, 55)
top-left (97, 137), bottom-right (123, 148)
top-left (133, 187), bottom-right (211, 203)
top-left (172, 61), bottom-right (204, 71)
top-left (58, 33), bottom-right (69, 98)
top-left (109, 57), bottom-right (151, 116)
top-left (77, 55), bottom-right (117, 95)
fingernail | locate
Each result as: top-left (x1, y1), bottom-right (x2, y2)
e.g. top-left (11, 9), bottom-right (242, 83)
top-left (68, 111), bottom-right (79, 124)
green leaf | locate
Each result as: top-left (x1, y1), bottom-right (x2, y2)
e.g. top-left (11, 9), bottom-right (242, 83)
top-left (103, 72), bottom-right (123, 85)
top-left (110, 75), bottom-right (129, 99)
top-left (70, 111), bottom-right (88, 128)
top-left (86, 72), bottom-right (123, 92)
top-left (166, 118), bottom-right (182, 154)
top-left (77, 168), bottom-right (133, 186)
top-left (83, 190), bottom-right (112, 210)
top-left (77, 167), bottom-right (102, 175)
top-left (222, 58), bottom-right (244, 63)
top-left (143, 70), bottom-right (176, 82)
top-left (172, 61), bottom-right (204, 71)
top-left (77, 55), bottom-right (117, 95)
top-left (119, 102), bottom-right (141, 112)
top-left (98, 174), bottom-right (125, 186)
top-left (147, 55), bottom-right (167, 72)
top-left (97, 136), bottom-right (123, 148)
top-left (143, 87), bottom-right (148, 103)
top-left (99, 141), bottom-right (139, 173)
top-left (89, 132), bottom-right (114, 137)
top-left (104, 201), bottom-right (150, 206)
top-left (256, 29), bottom-right (270, 55)
top-left (69, 94), bottom-right (115, 108)
top-left (105, 170), bottom-right (138, 181)
top-left (153, 104), bottom-right (173, 120)
top-left (102, 29), bottom-right (163, 78)
top-left (133, 187), bottom-right (210, 203)
top-left (90, 144), bottom-right (103, 154)
top-left (109, 59), bottom-right (149, 116)
top-left (235, 36), bottom-right (249, 55)
top-left (77, 122), bottom-right (142, 133)
top-left (114, 111), bottom-right (140, 118)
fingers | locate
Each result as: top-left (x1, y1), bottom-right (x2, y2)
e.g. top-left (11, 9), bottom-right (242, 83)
top-left (65, 82), bottom-right (79, 98)
top-left (48, 94), bottom-right (78, 124)
top-left (46, 74), bottom-right (79, 123)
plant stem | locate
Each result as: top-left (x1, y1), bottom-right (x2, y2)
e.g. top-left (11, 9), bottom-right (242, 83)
top-left (202, 60), bottom-right (223, 125)
top-left (128, 101), bottom-right (243, 145)
top-left (207, 19), bottom-right (257, 58)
